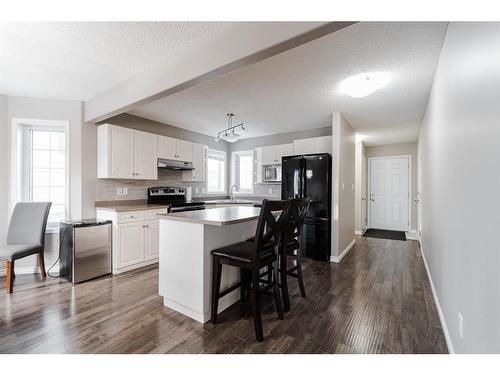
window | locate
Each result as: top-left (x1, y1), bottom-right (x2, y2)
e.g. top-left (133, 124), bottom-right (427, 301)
top-left (231, 150), bottom-right (254, 194)
top-left (206, 149), bottom-right (226, 194)
top-left (14, 119), bottom-right (69, 228)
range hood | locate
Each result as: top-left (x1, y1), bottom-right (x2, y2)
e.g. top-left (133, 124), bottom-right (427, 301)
top-left (157, 158), bottom-right (194, 170)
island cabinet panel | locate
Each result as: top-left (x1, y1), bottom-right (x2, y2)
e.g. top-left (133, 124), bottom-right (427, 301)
top-left (98, 124), bottom-right (158, 180)
top-left (159, 215), bottom-right (258, 323)
top-left (96, 208), bottom-right (166, 274)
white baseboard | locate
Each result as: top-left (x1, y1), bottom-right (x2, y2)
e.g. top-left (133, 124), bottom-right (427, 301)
top-left (418, 242), bottom-right (455, 354)
top-left (0, 265), bottom-right (59, 277)
top-left (330, 239), bottom-right (356, 263)
top-left (406, 230), bottom-right (418, 240)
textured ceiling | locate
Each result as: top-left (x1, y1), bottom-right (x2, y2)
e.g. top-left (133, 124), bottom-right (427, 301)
top-left (130, 22), bottom-right (447, 146)
top-left (0, 22), bottom-right (230, 100)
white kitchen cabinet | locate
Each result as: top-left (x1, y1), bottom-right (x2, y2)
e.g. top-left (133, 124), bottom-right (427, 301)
top-left (134, 130), bottom-right (158, 180)
top-left (98, 124), bottom-right (158, 180)
top-left (182, 143), bottom-right (206, 182)
top-left (315, 135), bottom-right (333, 154)
top-left (96, 208), bottom-right (166, 274)
top-left (158, 135), bottom-right (193, 162)
top-left (261, 143), bottom-right (293, 165)
top-left (293, 136), bottom-right (332, 155)
top-left (157, 135), bottom-right (177, 160)
top-left (144, 220), bottom-right (159, 261)
top-left (118, 223), bottom-right (144, 268)
top-left (293, 138), bottom-right (317, 155)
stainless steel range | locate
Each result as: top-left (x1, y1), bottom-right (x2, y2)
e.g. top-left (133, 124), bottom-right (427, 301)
top-left (147, 187), bottom-right (205, 213)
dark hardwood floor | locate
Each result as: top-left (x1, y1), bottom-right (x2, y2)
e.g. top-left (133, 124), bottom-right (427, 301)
top-left (0, 236), bottom-right (448, 354)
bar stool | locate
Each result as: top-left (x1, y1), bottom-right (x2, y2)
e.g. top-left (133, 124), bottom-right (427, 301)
top-left (279, 197), bottom-right (310, 312)
top-left (210, 199), bottom-right (290, 342)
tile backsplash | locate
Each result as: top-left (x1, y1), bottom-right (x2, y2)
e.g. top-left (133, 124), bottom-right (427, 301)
top-left (96, 168), bottom-right (205, 201)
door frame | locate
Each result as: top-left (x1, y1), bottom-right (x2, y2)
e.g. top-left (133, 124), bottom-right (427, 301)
top-left (367, 155), bottom-right (411, 232)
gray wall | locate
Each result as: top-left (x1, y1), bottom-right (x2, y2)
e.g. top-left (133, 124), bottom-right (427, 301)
top-left (1, 95), bottom-right (87, 274)
top-left (98, 113), bottom-right (230, 198)
top-left (418, 22), bottom-right (500, 353)
top-left (338, 114), bottom-right (356, 254)
top-left (229, 126), bottom-right (332, 198)
top-left (365, 142), bottom-right (418, 233)
top-left (0, 95), bottom-right (8, 247)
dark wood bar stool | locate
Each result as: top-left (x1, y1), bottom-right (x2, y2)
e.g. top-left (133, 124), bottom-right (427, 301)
top-left (279, 197), bottom-right (310, 312)
top-left (210, 199), bottom-right (290, 342)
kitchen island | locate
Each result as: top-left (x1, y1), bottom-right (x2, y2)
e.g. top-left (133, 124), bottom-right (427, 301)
top-left (158, 207), bottom-right (261, 323)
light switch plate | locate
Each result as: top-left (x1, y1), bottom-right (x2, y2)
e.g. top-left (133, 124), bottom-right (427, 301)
top-left (123, 187), bottom-right (128, 196)
top-left (268, 187), bottom-right (273, 195)
top-left (116, 188), bottom-right (123, 196)
top-left (341, 183), bottom-right (345, 190)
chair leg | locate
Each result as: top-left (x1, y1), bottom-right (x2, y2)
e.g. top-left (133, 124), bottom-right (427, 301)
top-left (296, 247), bottom-right (306, 298)
top-left (280, 253), bottom-right (291, 312)
top-left (6, 261), bottom-right (14, 294)
top-left (38, 252), bottom-right (47, 279)
top-left (251, 269), bottom-right (264, 342)
top-left (240, 268), bottom-right (247, 303)
top-left (272, 259), bottom-right (284, 320)
top-left (210, 256), bottom-right (222, 324)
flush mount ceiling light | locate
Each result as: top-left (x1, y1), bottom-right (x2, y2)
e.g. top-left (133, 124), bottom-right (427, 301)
top-left (338, 72), bottom-right (392, 98)
top-left (214, 113), bottom-right (246, 143)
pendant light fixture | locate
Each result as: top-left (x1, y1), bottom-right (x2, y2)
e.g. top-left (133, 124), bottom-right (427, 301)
top-left (214, 113), bottom-right (246, 143)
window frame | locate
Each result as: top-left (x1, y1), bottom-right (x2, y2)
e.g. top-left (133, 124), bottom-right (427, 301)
top-left (205, 148), bottom-right (227, 195)
top-left (11, 118), bottom-right (71, 232)
top-left (231, 149), bottom-right (255, 195)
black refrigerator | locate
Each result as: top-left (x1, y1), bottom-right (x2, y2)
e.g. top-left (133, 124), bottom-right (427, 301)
top-left (281, 153), bottom-right (332, 261)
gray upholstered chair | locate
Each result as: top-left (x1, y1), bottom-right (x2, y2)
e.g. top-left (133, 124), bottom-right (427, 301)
top-left (0, 202), bottom-right (52, 293)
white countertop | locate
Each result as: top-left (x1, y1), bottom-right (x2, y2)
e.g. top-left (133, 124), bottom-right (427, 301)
top-left (159, 206), bottom-right (261, 226)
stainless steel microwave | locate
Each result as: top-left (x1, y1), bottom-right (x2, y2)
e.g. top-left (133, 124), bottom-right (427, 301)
top-left (263, 165), bottom-right (282, 183)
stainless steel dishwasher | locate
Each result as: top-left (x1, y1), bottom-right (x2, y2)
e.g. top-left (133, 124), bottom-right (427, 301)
top-left (59, 219), bottom-right (112, 284)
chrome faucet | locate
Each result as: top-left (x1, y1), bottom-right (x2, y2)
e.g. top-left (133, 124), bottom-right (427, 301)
top-left (230, 184), bottom-right (240, 201)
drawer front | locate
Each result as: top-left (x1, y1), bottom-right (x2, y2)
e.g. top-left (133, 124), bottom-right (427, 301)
top-left (118, 211), bottom-right (144, 223)
top-left (144, 209), bottom-right (167, 220)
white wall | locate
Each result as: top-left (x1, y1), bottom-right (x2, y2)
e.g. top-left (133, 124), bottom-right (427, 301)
top-left (365, 142), bottom-right (418, 233)
top-left (331, 112), bottom-right (356, 260)
top-left (0, 95), bottom-right (8, 245)
top-left (1, 96), bottom-right (90, 274)
top-left (418, 22), bottom-right (500, 353)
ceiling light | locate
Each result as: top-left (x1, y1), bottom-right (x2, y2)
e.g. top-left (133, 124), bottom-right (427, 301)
top-left (215, 114), bottom-right (246, 143)
top-left (338, 72), bottom-right (392, 98)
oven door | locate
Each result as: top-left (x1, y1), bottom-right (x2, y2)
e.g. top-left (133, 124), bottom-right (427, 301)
top-left (263, 165), bottom-right (282, 182)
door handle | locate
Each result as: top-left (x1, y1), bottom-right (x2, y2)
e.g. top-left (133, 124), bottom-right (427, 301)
top-left (370, 194), bottom-right (375, 202)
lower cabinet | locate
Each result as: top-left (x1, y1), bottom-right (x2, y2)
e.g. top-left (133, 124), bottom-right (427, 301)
top-left (96, 208), bottom-right (165, 274)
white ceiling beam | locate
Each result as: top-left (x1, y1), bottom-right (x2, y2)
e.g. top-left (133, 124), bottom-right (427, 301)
top-left (84, 21), bottom-right (356, 123)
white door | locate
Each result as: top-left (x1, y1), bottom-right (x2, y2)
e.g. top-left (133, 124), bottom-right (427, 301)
top-left (176, 139), bottom-right (193, 162)
top-left (261, 145), bottom-right (277, 165)
top-left (158, 135), bottom-right (177, 160)
top-left (144, 220), bottom-right (159, 261)
top-left (110, 126), bottom-right (135, 178)
top-left (361, 154), bottom-right (368, 230)
top-left (118, 223), bottom-right (144, 268)
top-left (134, 130), bottom-right (158, 180)
top-left (369, 157), bottom-right (409, 231)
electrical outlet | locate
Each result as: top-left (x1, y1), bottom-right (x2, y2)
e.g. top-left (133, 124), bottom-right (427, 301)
top-left (341, 183), bottom-right (345, 190)
top-left (458, 312), bottom-right (464, 339)
top-left (195, 187), bottom-right (199, 194)
top-left (123, 187), bottom-right (128, 196)
top-left (116, 188), bottom-right (123, 196)
top-left (268, 187), bottom-right (273, 195)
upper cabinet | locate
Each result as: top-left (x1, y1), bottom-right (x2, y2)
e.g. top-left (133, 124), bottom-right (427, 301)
top-left (293, 135), bottom-right (332, 155)
top-left (158, 135), bottom-right (193, 162)
top-left (261, 143), bottom-right (293, 165)
top-left (182, 143), bottom-right (206, 182)
top-left (98, 124), bottom-right (158, 180)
